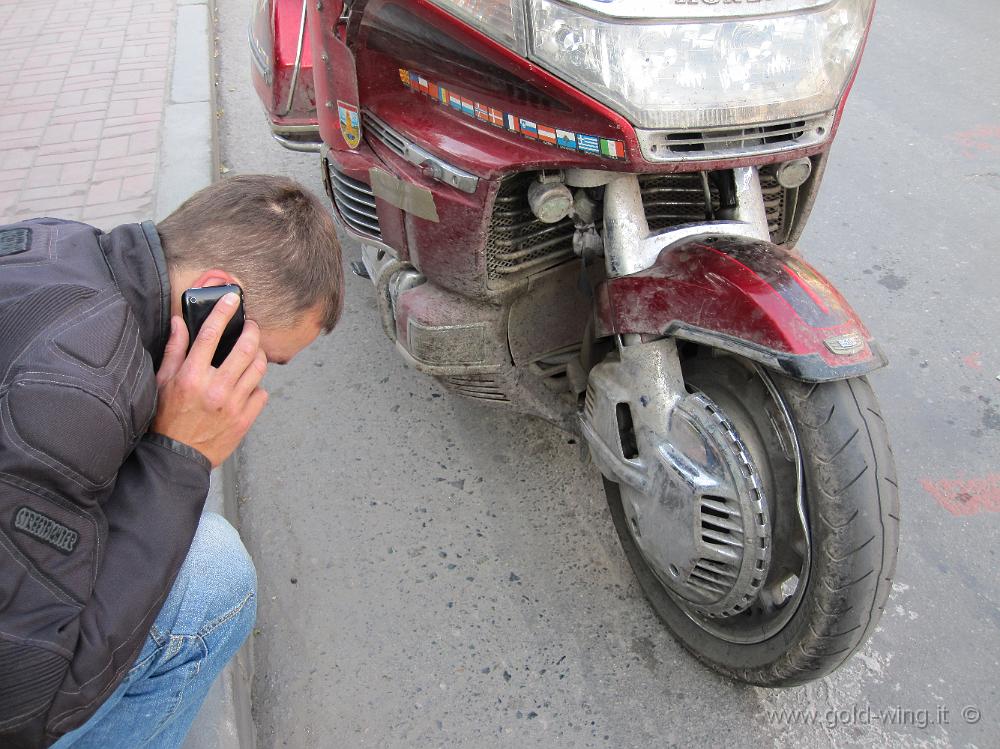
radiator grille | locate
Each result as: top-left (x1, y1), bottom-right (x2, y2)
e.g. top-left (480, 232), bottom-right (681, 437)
top-left (486, 169), bottom-right (792, 284)
top-left (327, 163), bottom-right (381, 238)
top-left (758, 166), bottom-right (800, 245)
top-left (441, 374), bottom-right (510, 402)
top-left (638, 173), bottom-right (718, 231)
top-left (485, 173), bottom-right (576, 283)
top-left (760, 169), bottom-right (785, 242)
top-left (486, 172), bottom-right (719, 284)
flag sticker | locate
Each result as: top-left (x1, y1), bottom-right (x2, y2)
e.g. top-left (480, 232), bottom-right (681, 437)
top-left (556, 129), bottom-right (577, 150)
top-left (577, 134), bottom-right (601, 155)
top-left (397, 69), bottom-right (626, 161)
top-left (600, 138), bottom-right (625, 159)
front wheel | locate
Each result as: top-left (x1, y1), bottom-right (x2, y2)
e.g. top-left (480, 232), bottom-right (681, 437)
top-left (605, 354), bottom-right (900, 686)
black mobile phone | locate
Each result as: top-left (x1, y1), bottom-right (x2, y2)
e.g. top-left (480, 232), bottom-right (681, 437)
top-left (181, 284), bottom-right (245, 367)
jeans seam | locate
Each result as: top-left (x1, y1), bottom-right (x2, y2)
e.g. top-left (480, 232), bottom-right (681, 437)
top-left (126, 646), bottom-right (161, 679)
top-left (198, 588), bottom-right (255, 639)
top-left (148, 637), bottom-right (205, 740)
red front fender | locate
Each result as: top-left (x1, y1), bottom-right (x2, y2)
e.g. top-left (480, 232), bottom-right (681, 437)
top-left (594, 236), bottom-right (887, 382)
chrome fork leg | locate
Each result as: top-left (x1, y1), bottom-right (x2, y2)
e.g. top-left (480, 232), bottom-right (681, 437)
top-left (603, 175), bottom-right (649, 278)
top-left (732, 167), bottom-right (771, 242)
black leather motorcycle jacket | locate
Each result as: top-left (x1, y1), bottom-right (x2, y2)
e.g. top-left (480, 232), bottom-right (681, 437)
top-left (0, 219), bottom-right (211, 747)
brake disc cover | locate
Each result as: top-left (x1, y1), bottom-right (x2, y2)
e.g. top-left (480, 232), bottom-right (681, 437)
top-left (619, 393), bottom-right (772, 619)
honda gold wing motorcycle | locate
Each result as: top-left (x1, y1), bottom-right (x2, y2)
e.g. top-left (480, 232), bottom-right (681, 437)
top-left (251, 0), bottom-right (899, 686)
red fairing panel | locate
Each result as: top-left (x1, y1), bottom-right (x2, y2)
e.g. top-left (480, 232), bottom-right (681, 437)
top-left (351, 0), bottom-right (640, 176)
top-left (367, 136), bottom-right (497, 296)
top-left (595, 237), bottom-right (887, 382)
top-left (249, 0), bottom-right (318, 128)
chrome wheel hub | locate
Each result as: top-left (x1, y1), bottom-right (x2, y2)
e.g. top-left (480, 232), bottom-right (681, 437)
top-left (582, 341), bottom-right (811, 644)
top-left (619, 392), bottom-right (771, 618)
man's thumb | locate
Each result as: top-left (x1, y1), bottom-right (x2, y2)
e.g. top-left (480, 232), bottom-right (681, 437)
top-left (157, 316), bottom-right (189, 385)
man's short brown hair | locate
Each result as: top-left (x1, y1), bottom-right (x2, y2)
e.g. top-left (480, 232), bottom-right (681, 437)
top-left (158, 174), bottom-right (343, 332)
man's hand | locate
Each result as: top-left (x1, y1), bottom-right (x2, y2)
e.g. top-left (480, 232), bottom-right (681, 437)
top-left (152, 292), bottom-right (269, 468)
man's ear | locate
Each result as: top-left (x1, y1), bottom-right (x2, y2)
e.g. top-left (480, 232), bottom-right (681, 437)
top-left (189, 269), bottom-right (241, 289)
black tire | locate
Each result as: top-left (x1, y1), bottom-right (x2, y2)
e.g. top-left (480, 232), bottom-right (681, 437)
top-left (605, 356), bottom-right (900, 687)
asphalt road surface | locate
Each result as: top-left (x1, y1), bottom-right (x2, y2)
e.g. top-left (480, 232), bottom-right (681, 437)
top-left (214, 1), bottom-right (1000, 746)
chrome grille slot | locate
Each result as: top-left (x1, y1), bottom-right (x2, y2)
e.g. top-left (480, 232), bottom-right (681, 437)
top-left (327, 163), bottom-right (381, 238)
top-left (486, 173), bottom-right (576, 284)
top-left (363, 114), bottom-right (407, 158)
top-left (638, 112), bottom-right (833, 163)
top-left (364, 112), bottom-right (479, 194)
top-left (684, 494), bottom-right (764, 618)
top-left (441, 374), bottom-right (510, 402)
top-left (663, 120), bottom-right (810, 152)
top-left (584, 385), bottom-right (596, 421)
top-left (688, 558), bottom-right (740, 598)
top-left (687, 496), bottom-right (745, 601)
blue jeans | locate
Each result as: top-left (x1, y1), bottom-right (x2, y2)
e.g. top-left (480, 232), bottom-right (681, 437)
top-left (52, 513), bottom-right (257, 749)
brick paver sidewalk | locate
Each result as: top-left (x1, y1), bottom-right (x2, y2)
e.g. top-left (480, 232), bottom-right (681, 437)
top-left (0, 0), bottom-right (175, 227)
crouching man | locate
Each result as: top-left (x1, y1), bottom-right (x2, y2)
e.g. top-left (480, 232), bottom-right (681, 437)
top-left (0, 175), bottom-right (343, 748)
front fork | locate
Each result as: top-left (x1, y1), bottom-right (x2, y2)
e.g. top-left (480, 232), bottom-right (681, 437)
top-left (573, 163), bottom-right (772, 371)
top-left (577, 166), bottom-right (769, 491)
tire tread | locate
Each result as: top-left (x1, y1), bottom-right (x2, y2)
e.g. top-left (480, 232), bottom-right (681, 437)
top-left (747, 374), bottom-right (899, 685)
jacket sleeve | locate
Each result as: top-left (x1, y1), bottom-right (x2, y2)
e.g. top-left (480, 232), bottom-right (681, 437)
top-left (43, 433), bottom-right (210, 739)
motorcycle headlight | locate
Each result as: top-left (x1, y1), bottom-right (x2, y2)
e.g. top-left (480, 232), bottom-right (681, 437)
top-left (424, 0), bottom-right (528, 55)
top-left (427, 0), bottom-right (875, 131)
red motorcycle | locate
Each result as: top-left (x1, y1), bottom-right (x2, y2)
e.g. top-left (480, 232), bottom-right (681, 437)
top-left (251, 0), bottom-right (899, 686)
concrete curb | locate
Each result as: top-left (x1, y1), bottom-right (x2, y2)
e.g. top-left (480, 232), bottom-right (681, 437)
top-left (187, 462), bottom-right (256, 749)
top-left (155, 0), bottom-right (218, 223)
top-left (158, 1), bottom-right (255, 748)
